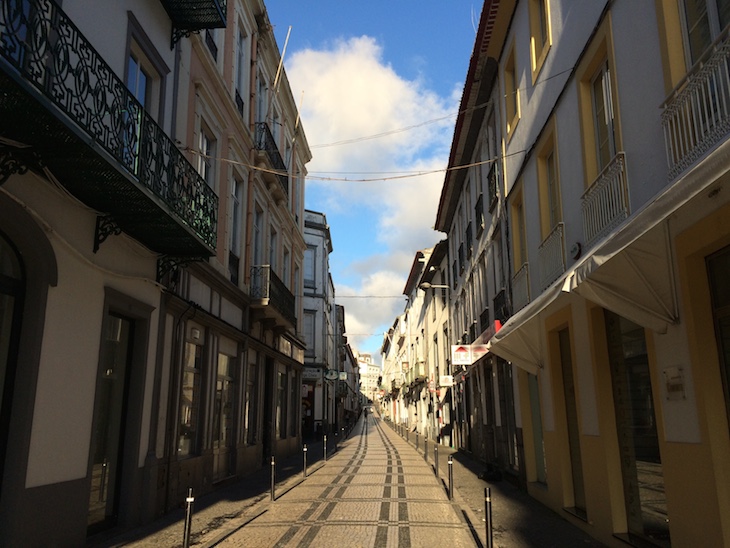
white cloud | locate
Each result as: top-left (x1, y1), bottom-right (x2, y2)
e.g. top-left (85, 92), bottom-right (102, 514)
top-left (285, 35), bottom-right (459, 355)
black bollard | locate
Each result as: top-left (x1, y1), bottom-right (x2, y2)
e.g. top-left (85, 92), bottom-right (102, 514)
top-left (182, 487), bottom-right (194, 548)
top-left (448, 456), bottom-right (454, 500)
top-left (324, 434), bottom-right (328, 462)
top-left (485, 487), bottom-right (494, 548)
top-left (416, 432), bottom-right (419, 451)
top-left (303, 445), bottom-right (308, 478)
top-left (270, 456), bottom-right (276, 501)
top-left (424, 438), bottom-right (428, 462)
top-left (434, 444), bottom-right (439, 476)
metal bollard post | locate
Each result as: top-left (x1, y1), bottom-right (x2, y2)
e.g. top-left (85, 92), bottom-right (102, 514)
top-left (485, 487), bottom-right (494, 548)
top-left (434, 444), bottom-right (439, 476)
top-left (448, 456), bottom-right (454, 500)
top-left (98, 459), bottom-right (108, 502)
top-left (182, 487), bottom-right (194, 548)
top-left (416, 432), bottom-right (419, 451)
top-left (270, 456), bottom-right (276, 501)
top-left (406, 429), bottom-right (409, 443)
top-left (303, 445), bottom-right (308, 478)
top-left (324, 435), bottom-right (328, 462)
top-left (424, 438), bottom-right (428, 462)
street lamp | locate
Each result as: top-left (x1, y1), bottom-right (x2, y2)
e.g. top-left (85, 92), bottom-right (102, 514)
top-left (418, 282), bottom-right (450, 290)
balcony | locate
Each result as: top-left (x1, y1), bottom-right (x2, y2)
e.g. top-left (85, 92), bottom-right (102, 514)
top-left (581, 152), bottom-right (629, 249)
top-left (662, 30), bottom-right (730, 181)
top-left (254, 122), bottom-right (288, 201)
top-left (493, 289), bottom-right (509, 323)
top-left (512, 263), bottom-right (530, 313)
top-left (0, 0), bottom-right (217, 257)
top-left (250, 265), bottom-right (296, 330)
top-left (159, 0), bottom-right (226, 47)
top-left (538, 222), bottom-right (565, 289)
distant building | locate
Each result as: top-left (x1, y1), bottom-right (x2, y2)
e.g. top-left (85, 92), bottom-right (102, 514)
top-left (358, 353), bottom-right (381, 403)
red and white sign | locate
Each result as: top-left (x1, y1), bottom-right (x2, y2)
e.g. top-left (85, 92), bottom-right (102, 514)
top-left (451, 345), bottom-right (472, 365)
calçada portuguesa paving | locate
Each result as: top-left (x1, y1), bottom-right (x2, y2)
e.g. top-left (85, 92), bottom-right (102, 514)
top-left (212, 414), bottom-right (481, 547)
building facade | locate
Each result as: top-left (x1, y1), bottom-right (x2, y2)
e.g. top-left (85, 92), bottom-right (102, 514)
top-left (461, 0), bottom-right (730, 546)
top-left (301, 209), bottom-right (336, 438)
top-left (0, 0), bottom-right (310, 545)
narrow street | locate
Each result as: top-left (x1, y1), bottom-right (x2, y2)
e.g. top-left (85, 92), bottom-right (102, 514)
top-left (206, 413), bottom-right (479, 547)
top-left (101, 411), bottom-right (604, 547)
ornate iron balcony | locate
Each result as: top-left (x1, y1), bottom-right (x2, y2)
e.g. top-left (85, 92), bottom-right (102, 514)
top-left (159, 0), bottom-right (226, 30)
top-left (255, 122), bottom-right (289, 196)
top-left (0, 0), bottom-right (218, 256)
top-left (250, 265), bottom-right (297, 329)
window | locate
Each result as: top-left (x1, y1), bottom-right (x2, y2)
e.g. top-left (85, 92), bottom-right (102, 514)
top-left (529, 0), bottom-right (551, 80)
top-left (511, 189), bottom-right (528, 267)
top-left (198, 126), bottom-right (216, 189)
top-left (289, 370), bottom-right (298, 437)
top-left (282, 247), bottom-right (290, 288)
top-left (256, 69), bottom-right (268, 123)
top-left (212, 352), bottom-right (235, 479)
top-left (253, 205), bottom-right (263, 265)
top-left (244, 358), bottom-right (258, 445)
top-left (504, 44), bottom-right (520, 136)
top-left (682, 0), bottom-right (730, 65)
top-left (304, 311), bottom-right (316, 357)
top-left (125, 14), bottom-right (168, 122)
top-left (205, 29), bottom-right (218, 61)
top-left (179, 341), bottom-right (202, 457)
top-left (235, 27), bottom-right (249, 119)
top-left (576, 21), bottom-right (620, 184)
top-left (537, 128), bottom-right (562, 238)
top-left (475, 193), bottom-right (485, 238)
top-left (304, 246), bottom-right (316, 288)
top-left (276, 370), bottom-right (287, 439)
top-left (591, 62), bottom-right (616, 173)
top-left (269, 228), bottom-right (278, 270)
top-left (229, 177), bottom-right (243, 284)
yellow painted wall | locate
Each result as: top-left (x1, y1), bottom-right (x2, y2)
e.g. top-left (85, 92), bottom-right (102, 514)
top-left (674, 202), bottom-right (730, 546)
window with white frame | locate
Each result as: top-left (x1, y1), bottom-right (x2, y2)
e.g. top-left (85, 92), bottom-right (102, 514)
top-left (269, 228), bottom-right (278, 270)
top-left (591, 62), bottom-right (616, 172)
top-left (235, 26), bottom-right (250, 118)
top-left (198, 125), bottom-right (216, 189)
top-left (682, 0), bottom-right (730, 65)
top-left (304, 246), bottom-right (316, 288)
top-left (253, 204), bottom-right (264, 266)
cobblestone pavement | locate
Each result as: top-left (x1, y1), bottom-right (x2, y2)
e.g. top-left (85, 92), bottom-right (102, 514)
top-left (99, 411), bottom-right (605, 547)
top-left (212, 414), bottom-right (481, 547)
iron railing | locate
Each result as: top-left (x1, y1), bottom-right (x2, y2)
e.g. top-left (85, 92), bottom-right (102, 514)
top-left (662, 28), bottom-right (730, 180)
top-left (255, 122), bottom-right (289, 195)
top-left (158, 0), bottom-right (227, 30)
top-left (0, 0), bottom-right (218, 250)
top-left (538, 222), bottom-right (565, 290)
top-left (488, 163), bottom-right (498, 211)
top-left (493, 289), bottom-right (509, 323)
top-left (250, 265), bottom-right (296, 328)
top-left (581, 152), bottom-right (628, 249)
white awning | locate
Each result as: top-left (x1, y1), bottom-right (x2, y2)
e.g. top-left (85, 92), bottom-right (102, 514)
top-left (489, 136), bottom-right (730, 372)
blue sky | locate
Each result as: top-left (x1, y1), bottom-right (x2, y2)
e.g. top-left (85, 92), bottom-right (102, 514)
top-left (265, 2), bottom-right (481, 361)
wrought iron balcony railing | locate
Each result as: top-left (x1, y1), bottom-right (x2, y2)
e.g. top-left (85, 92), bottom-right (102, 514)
top-left (250, 265), bottom-right (296, 329)
top-left (662, 28), bottom-right (730, 180)
top-left (255, 122), bottom-right (289, 196)
top-left (0, 0), bottom-right (218, 256)
top-left (159, 0), bottom-right (227, 30)
top-left (581, 152), bottom-right (629, 249)
top-left (493, 288), bottom-right (509, 323)
top-left (538, 222), bottom-right (565, 290)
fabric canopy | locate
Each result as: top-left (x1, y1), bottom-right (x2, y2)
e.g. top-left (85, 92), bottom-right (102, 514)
top-left (489, 136), bottom-right (730, 373)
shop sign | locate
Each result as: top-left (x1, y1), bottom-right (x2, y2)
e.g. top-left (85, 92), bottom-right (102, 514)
top-left (439, 375), bottom-right (454, 387)
top-left (451, 345), bottom-right (472, 365)
top-left (324, 369), bottom-right (339, 381)
top-left (302, 368), bottom-right (322, 380)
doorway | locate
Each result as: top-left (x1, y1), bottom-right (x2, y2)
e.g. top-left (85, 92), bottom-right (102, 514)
top-left (604, 310), bottom-right (670, 545)
top-left (558, 327), bottom-right (586, 515)
top-left (87, 313), bottom-right (134, 533)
